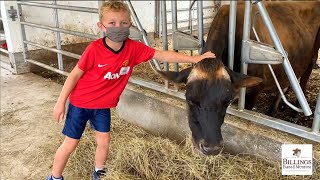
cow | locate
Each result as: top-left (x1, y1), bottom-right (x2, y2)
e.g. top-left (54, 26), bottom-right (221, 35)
top-left (158, 1), bottom-right (320, 155)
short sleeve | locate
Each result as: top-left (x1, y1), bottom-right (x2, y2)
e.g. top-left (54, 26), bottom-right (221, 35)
top-left (132, 40), bottom-right (155, 65)
top-left (77, 43), bottom-right (95, 71)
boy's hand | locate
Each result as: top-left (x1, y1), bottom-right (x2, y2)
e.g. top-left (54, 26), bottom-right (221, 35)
top-left (53, 102), bottom-right (66, 123)
top-left (198, 51), bottom-right (216, 62)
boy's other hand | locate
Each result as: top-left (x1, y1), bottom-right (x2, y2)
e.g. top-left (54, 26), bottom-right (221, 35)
top-left (53, 102), bottom-right (66, 123)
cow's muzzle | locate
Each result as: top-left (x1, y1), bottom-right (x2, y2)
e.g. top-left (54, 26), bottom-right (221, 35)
top-left (196, 140), bottom-right (224, 156)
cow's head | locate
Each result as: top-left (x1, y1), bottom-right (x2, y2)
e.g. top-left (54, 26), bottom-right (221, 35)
top-left (158, 58), bottom-right (262, 155)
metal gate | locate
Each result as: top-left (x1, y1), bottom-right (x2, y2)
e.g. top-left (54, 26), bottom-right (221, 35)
top-left (9, 0), bottom-right (320, 142)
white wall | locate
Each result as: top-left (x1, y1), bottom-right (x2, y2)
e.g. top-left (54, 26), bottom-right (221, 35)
top-left (2, 1), bottom-right (227, 52)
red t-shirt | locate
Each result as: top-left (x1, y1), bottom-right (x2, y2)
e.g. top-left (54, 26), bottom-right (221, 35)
top-left (69, 38), bottom-right (155, 109)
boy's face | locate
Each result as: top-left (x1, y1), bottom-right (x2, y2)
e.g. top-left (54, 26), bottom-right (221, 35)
top-left (98, 10), bottom-right (131, 33)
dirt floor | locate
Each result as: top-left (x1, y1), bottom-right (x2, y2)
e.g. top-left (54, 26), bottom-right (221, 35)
top-left (0, 67), bottom-right (81, 179)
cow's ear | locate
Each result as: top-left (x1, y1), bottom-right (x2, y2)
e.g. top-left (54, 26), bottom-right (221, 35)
top-left (157, 67), bottom-right (192, 84)
top-left (225, 67), bottom-right (263, 90)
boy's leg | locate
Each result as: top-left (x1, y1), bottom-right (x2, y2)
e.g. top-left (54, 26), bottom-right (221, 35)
top-left (52, 136), bottom-right (80, 178)
top-left (94, 131), bottom-right (111, 169)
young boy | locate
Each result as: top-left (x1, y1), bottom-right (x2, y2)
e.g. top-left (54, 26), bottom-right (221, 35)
top-left (46, 1), bottom-right (215, 180)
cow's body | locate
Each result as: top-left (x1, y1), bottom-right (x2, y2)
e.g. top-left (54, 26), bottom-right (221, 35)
top-left (204, 1), bottom-right (320, 112)
top-left (159, 1), bottom-right (319, 155)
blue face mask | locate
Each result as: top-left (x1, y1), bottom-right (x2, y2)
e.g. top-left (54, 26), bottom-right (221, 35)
top-left (104, 26), bottom-right (130, 42)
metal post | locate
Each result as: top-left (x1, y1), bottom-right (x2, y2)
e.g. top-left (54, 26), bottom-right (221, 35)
top-left (161, 0), bottom-right (169, 88)
top-left (238, 1), bottom-right (252, 110)
top-left (53, 0), bottom-right (63, 71)
top-left (16, 3), bottom-right (29, 62)
top-left (196, 0), bottom-right (203, 54)
top-left (154, 1), bottom-right (160, 37)
top-left (126, 0), bottom-right (161, 70)
top-left (171, 0), bottom-right (179, 73)
top-left (312, 92), bottom-right (320, 133)
top-left (255, 1), bottom-right (312, 116)
top-left (228, 0), bottom-right (237, 70)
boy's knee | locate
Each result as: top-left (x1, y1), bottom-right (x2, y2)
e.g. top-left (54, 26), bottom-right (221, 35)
top-left (96, 132), bottom-right (111, 147)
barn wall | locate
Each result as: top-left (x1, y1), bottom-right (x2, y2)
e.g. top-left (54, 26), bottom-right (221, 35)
top-left (2, 1), bottom-right (225, 52)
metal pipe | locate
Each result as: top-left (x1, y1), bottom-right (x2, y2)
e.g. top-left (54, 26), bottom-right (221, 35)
top-left (154, 1), bottom-right (160, 37)
top-left (53, 0), bottom-right (63, 71)
top-left (238, 1), bottom-right (252, 110)
top-left (196, 0), bottom-right (204, 54)
top-left (24, 40), bottom-right (81, 59)
top-left (312, 92), bottom-right (320, 133)
top-left (167, 15), bottom-right (214, 24)
top-left (20, 21), bottom-right (98, 39)
top-left (160, 0), bottom-right (169, 88)
top-left (0, 33), bottom-right (5, 39)
top-left (255, 1), bottom-right (312, 116)
top-left (125, 0), bottom-right (161, 71)
top-left (252, 14), bottom-right (304, 113)
top-left (167, 5), bottom-right (215, 12)
top-left (26, 59), bottom-right (69, 76)
top-left (128, 77), bottom-right (185, 100)
top-left (228, 0), bottom-right (237, 70)
top-left (16, 3), bottom-right (29, 62)
top-left (0, 48), bottom-right (9, 54)
top-left (127, 77), bottom-right (320, 142)
top-left (171, 0), bottom-right (179, 73)
top-left (17, 1), bottom-right (98, 13)
top-left (227, 106), bottom-right (320, 142)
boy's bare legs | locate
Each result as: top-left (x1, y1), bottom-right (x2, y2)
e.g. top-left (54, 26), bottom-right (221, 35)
top-left (51, 136), bottom-right (80, 178)
top-left (94, 131), bottom-right (111, 169)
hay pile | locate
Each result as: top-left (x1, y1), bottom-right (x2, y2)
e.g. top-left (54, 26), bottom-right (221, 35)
top-left (68, 111), bottom-right (319, 180)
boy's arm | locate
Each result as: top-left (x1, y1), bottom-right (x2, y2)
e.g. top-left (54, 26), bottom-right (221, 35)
top-left (153, 50), bottom-right (216, 63)
top-left (53, 65), bottom-right (84, 122)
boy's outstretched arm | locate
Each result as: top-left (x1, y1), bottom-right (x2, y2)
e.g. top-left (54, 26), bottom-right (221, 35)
top-left (153, 50), bottom-right (216, 63)
top-left (53, 65), bottom-right (84, 123)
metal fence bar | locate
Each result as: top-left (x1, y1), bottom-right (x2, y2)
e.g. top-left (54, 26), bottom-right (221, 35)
top-left (167, 5), bottom-right (216, 12)
top-left (17, 2), bottom-right (29, 62)
top-left (53, 0), bottom-right (64, 71)
top-left (238, 1), bottom-right (251, 110)
top-left (197, 0), bottom-right (204, 54)
top-left (0, 48), bottom-right (9, 54)
top-left (26, 59), bottom-right (69, 76)
top-left (128, 77), bottom-right (185, 99)
top-left (227, 107), bottom-right (320, 142)
top-left (312, 92), bottom-right (320, 133)
top-left (255, 1), bottom-right (312, 116)
top-left (228, 1), bottom-right (237, 70)
top-left (17, 1), bottom-right (98, 13)
top-left (167, 15), bottom-right (214, 24)
top-left (0, 33), bottom-right (5, 38)
top-left (128, 77), bottom-right (319, 142)
top-left (24, 40), bottom-right (81, 59)
top-left (20, 21), bottom-right (98, 39)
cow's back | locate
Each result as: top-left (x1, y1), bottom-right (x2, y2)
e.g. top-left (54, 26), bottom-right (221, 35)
top-left (204, 1), bottom-right (320, 92)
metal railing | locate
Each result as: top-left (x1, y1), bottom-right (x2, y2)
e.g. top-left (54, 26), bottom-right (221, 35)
top-left (14, 0), bottom-right (319, 142)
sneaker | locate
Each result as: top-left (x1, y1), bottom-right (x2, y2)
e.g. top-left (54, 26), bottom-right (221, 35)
top-left (45, 175), bottom-right (64, 180)
top-left (93, 169), bottom-right (106, 180)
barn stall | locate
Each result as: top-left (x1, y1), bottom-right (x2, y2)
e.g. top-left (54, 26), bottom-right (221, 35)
top-left (0, 0), bottom-right (319, 179)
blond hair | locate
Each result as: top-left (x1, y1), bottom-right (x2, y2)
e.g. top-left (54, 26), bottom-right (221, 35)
top-left (99, 1), bottom-right (131, 22)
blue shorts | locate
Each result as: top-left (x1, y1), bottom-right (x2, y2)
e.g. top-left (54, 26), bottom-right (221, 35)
top-left (62, 103), bottom-right (111, 139)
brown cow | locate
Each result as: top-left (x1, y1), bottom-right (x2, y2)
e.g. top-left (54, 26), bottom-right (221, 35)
top-left (159, 1), bottom-right (319, 155)
top-left (205, 1), bottom-right (320, 115)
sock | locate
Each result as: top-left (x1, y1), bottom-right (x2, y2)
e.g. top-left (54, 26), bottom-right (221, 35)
top-left (95, 166), bottom-right (104, 172)
top-left (51, 175), bottom-right (63, 180)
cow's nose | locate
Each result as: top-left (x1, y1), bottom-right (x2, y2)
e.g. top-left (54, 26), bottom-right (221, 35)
top-left (199, 141), bottom-right (224, 155)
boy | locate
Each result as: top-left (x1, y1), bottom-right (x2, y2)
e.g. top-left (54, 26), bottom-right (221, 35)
top-left (46, 1), bottom-right (215, 180)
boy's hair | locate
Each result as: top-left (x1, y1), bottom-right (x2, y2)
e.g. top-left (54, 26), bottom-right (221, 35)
top-left (99, 1), bottom-right (131, 22)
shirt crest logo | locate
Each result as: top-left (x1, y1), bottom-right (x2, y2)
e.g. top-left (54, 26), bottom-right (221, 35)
top-left (122, 60), bottom-right (129, 66)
